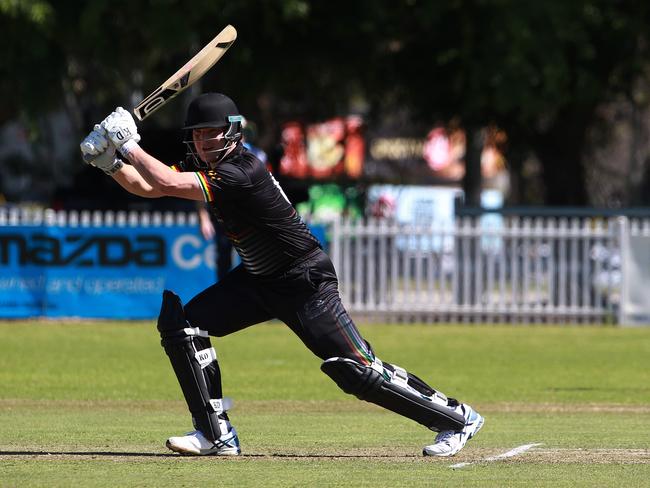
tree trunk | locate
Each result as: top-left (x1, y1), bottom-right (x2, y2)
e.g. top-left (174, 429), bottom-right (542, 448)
top-left (535, 123), bottom-right (588, 206)
top-left (462, 127), bottom-right (483, 207)
top-left (504, 142), bottom-right (524, 205)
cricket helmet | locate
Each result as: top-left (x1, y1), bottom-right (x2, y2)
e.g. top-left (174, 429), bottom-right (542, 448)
top-left (184, 93), bottom-right (243, 137)
top-left (183, 93), bottom-right (244, 168)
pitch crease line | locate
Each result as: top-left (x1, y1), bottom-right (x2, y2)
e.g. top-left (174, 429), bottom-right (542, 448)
top-left (450, 443), bottom-right (543, 469)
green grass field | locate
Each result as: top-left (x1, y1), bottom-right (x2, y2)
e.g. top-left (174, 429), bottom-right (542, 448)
top-left (1, 321), bottom-right (649, 487)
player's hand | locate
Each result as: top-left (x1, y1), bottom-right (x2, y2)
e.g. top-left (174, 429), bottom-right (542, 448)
top-left (80, 125), bottom-right (124, 175)
top-left (101, 107), bottom-right (141, 157)
top-left (80, 124), bottom-right (108, 161)
top-left (200, 217), bottom-right (216, 240)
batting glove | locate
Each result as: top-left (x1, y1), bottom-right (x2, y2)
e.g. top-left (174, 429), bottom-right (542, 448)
top-left (101, 107), bottom-right (141, 157)
top-left (80, 124), bottom-right (124, 175)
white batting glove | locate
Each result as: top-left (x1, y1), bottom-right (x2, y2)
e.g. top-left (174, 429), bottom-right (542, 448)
top-left (80, 125), bottom-right (124, 175)
top-left (101, 107), bottom-right (141, 157)
top-left (80, 124), bottom-right (108, 159)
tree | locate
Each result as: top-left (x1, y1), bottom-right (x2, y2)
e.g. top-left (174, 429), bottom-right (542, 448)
top-left (364, 1), bottom-right (650, 205)
top-left (2, 0), bottom-right (650, 205)
top-left (0, 0), bottom-right (61, 122)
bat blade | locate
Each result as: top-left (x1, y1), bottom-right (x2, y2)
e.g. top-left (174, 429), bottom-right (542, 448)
top-left (133, 25), bottom-right (237, 121)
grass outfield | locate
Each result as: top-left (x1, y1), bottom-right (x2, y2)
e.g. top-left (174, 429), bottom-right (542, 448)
top-left (0, 321), bottom-right (649, 487)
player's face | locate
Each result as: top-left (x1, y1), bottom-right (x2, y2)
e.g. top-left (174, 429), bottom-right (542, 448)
top-left (193, 128), bottom-right (229, 164)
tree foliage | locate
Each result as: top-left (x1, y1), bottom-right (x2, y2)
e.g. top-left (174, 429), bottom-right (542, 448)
top-left (2, 0), bottom-right (649, 204)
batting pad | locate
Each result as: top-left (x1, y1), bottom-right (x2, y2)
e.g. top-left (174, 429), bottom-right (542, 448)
top-left (157, 290), bottom-right (228, 441)
top-left (321, 357), bottom-right (465, 432)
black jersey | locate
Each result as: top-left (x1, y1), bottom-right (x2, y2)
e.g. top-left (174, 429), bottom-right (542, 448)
top-left (177, 146), bottom-right (321, 277)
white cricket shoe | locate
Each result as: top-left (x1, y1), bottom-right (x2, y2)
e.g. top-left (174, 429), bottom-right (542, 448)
top-left (422, 403), bottom-right (484, 457)
top-left (166, 426), bottom-right (241, 456)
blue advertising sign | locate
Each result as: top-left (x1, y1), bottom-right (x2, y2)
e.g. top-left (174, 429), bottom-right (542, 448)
top-left (0, 222), bottom-right (329, 319)
top-left (0, 225), bottom-right (215, 319)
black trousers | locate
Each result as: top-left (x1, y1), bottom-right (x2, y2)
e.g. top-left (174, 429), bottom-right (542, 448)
top-left (211, 216), bottom-right (233, 282)
top-left (185, 248), bottom-right (375, 364)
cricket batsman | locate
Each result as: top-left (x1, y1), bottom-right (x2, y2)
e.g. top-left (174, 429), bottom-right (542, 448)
top-left (79, 93), bottom-right (483, 457)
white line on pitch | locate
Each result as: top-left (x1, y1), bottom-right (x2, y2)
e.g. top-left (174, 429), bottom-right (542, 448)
top-left (450, 443), bottom-right (543, 469)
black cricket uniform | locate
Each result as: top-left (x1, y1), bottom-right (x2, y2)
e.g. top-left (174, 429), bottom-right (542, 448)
top-left (177, 145), bottom-right (375, 366)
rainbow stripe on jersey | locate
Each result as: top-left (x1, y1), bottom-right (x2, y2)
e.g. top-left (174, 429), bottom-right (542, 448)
top-left (168, 164), bottom-right (214, 202)
top-left (195, 172), bottom-right (215, 202)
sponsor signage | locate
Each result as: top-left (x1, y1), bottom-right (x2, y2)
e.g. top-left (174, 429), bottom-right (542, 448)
top-left (0, 221), bottom-right (329, 319)
top-left (279, 117), bottom-right (365, 180)
top-left (0, 225), bottom-right (216, 319)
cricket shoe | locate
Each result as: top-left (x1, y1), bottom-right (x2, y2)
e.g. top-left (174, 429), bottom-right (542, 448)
top-left (422, 403), bottom-right (484, 457)
top-left (166, 426), bottom-right (241, 456)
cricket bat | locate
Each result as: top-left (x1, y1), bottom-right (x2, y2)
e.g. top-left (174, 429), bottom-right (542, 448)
top-left (133, 25), bottom-right (237, 121)
top-left (81, 25), bottom-right (236, 164)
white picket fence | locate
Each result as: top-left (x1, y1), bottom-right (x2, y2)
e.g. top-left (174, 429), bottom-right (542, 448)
top-left (330, 216), bottom-right (650, 324)
top-left (3, 207), bottom-right (649, 324)
top-left (0, 207), bottom-right (198, 227)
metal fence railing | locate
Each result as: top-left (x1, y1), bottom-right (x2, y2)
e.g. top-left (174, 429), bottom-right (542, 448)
top-left (4, 207), bottom-right (649, 324)
top-left (330, 216), bottom-right (647, 324)
top-left (0, 207), bottom-right (197, 227)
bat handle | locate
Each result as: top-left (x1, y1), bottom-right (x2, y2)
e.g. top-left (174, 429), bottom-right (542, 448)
top-left (132, 108), bottom-right (144, 122)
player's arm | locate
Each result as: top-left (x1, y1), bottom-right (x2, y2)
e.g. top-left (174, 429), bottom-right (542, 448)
top-left (80, 123), bottom-right (166, 198)
top-left (80, 108), bottom-right (206, 202)
top-left (123, 145), bottom-right (205, 201)
top-left (196, 202), bottom-right (216, 239)
top-left (105, 107), bottom-right (205, 201)
top-left (111, 163), bottom-right (165, 198)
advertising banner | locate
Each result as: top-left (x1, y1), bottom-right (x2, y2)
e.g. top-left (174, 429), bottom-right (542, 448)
top-left (1, 221), bottom-right (329, 319)
top-left (365, 123), bottom-right (509, 191)
top-left (279, 116), bottom-right (365, 180)
top-left (0, 224), bottom-right (216, 319)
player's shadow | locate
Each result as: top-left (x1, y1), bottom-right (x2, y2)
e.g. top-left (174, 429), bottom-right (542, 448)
top-left (257, 453), bottom-right (420, 458)
top-left (0, 450), bottom-right (419, 459)
top-left (0, 450), bottom-right (175, 457)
